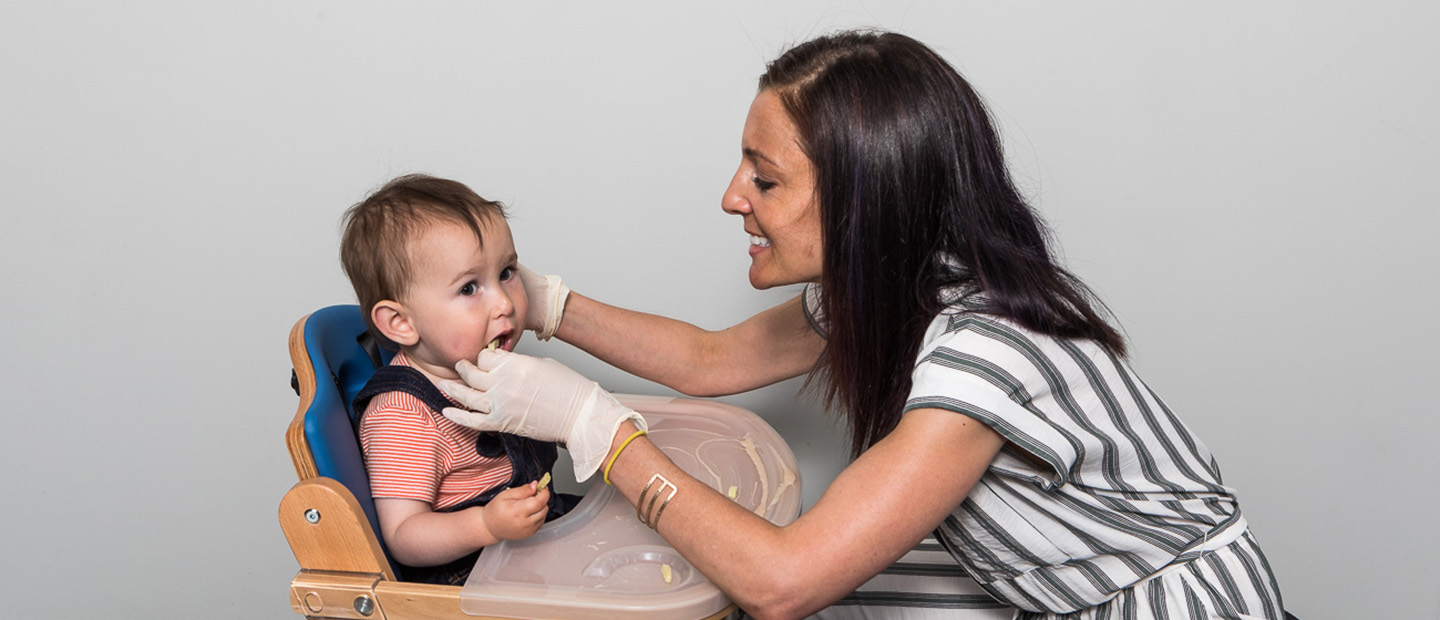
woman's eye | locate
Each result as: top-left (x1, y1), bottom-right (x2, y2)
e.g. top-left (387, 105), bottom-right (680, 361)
top-left (753, 176), bottom-right (777, 192)
top-left (459, 282), bottom-right (477, 296)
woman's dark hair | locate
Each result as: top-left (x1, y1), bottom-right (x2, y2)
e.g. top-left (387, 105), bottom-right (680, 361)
top-left (761, 30), bottom-right (1126, 455)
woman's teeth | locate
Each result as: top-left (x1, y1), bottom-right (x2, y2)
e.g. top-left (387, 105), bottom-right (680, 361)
top-left (750, 234), bottom-right (771, 248)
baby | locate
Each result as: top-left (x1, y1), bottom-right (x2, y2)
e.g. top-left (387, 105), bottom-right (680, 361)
top-left (339, 173), bottom-right (575, 585)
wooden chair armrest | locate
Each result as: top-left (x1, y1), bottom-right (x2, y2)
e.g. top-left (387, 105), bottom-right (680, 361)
top-left (279, 477), bottom-right (395, 580)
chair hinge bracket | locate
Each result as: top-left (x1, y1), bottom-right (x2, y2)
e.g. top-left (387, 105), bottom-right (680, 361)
top-left (290, 570), bottom-right (386, 620)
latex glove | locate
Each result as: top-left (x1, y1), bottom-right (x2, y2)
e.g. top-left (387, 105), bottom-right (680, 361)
top-left (516, 263), bottom-right (569, 341)
top-left (439, 350), bottom-right (645, 482)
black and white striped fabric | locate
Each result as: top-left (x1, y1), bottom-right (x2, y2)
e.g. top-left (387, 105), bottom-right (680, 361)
top-left (794, 286), bottom-right (1285, 619)
top-left (810, 537), bottom-right (1017, 620)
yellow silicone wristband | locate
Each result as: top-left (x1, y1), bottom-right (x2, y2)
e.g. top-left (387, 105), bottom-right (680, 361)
top-left (604, 430), bottom-right (648, 485)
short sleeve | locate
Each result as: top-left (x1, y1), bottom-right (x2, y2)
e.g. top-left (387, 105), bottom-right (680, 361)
top-left (904, 316), bottom-right (1078, 489)
top-left (358, 396), bottom-right (445, 503)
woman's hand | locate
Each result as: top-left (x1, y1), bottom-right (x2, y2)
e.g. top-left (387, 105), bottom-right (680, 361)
top-left (438, 349), bottom-right (645, 482)
top-left (516, 263), bottom-right (568, 340)
top-left (481, 483), bottom-right (551, 541)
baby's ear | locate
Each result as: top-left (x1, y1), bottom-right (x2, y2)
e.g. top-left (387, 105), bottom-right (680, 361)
top-left (372, 300), bottom-right (419, 347)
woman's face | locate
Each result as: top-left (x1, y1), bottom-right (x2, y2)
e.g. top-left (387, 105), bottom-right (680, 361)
top-left (722, 90), bottom-right (823, 290)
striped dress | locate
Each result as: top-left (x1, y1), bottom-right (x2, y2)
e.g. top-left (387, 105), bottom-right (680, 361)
top-left (801, 286), bottom-right (1285, 619)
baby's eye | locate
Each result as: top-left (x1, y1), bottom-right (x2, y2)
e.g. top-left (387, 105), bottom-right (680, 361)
top-left (753, 176), bottom-right (777, 192)
top-left (459, 282), bottom-right (478, 296)
top-left (499, 267), bottom-right (516, 281)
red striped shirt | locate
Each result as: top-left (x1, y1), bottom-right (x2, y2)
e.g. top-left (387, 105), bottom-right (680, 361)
top-left (358, 354), bottom-right (512, 510)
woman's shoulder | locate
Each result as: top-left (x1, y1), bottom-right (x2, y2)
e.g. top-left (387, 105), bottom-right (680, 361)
top-left (920, 299), bottom-right (1071, 368)
top-left (929, 290), bottom-right (1009, 336)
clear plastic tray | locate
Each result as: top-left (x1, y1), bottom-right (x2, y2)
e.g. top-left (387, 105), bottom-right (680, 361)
top-left (460, 395), bottom-right (801, 619)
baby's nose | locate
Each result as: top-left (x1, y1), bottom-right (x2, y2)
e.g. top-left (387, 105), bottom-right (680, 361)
top-left (490, 289), bottom-right (515, 315)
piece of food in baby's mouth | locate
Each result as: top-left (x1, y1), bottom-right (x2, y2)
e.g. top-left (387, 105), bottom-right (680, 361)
top-left (487, 339), bottom-right (500, 351)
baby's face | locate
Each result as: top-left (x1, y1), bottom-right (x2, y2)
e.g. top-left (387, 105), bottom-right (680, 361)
top-left (399, 215), bottom-right (528, 381)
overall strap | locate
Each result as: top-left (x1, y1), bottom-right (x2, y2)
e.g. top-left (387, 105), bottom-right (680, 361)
top-left (353, 365), bottom-right (451, 426)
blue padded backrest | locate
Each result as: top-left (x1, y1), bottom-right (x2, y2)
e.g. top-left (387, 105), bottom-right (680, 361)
top-left (299, 305), bottom-right (395, 549)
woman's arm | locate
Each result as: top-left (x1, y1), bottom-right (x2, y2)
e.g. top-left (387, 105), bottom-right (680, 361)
top-left (605, 408), bottom-right (1007, 620)
top-left (554, 292), bottom-right (824, 397)
top-left (436, 337), bottom-right (1004, 617)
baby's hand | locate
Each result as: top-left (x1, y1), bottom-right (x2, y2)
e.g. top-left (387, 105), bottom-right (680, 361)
top-left (482, 482), bottom-right (550, 541)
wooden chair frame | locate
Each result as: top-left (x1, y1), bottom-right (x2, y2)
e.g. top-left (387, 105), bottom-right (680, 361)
top-left (280, 310), bottom-right (735, 620)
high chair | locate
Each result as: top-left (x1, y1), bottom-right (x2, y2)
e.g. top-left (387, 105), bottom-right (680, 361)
top-left (281, 305), bottom-right (745, 620)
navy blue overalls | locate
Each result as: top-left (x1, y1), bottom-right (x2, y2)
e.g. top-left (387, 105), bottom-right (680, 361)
top-left (353, 365), bottom-right (580, 585)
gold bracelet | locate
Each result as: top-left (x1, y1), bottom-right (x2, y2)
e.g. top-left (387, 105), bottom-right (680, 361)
top-left (637, 473), bottom-right (677, 528)
top-left (637, 475), bottom-right (659, 524)
top-left (650, 488), bottom-right (677, 529)
top-left (604, 430), bottom-right (648, 485)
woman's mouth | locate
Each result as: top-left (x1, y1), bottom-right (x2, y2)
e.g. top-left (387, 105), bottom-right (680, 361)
top-left (749, 234), bottom-right (771, 248)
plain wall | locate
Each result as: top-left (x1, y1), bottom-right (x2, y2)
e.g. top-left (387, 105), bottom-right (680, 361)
top-left (2, 2), bottom-right (1435, 618)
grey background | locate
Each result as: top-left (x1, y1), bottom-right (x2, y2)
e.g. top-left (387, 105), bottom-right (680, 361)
top-left (2, 2), bottom-right (1435, 618)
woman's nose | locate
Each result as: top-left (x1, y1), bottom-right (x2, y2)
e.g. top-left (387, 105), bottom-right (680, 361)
top-left (721, 168), bottom-right (751, 216)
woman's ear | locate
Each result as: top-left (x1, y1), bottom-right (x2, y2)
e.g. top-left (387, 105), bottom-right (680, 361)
top-left (371, 300), bottom-right (419, 347)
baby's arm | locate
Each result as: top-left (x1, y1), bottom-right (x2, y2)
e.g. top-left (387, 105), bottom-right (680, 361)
top-left (374, 483), bottom-right (550, 567)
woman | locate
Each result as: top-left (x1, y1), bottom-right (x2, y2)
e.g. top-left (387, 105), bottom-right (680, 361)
top-left (441, 30), bottom-right (1286, 620)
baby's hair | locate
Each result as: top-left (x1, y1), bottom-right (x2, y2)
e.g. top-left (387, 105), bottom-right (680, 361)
top-left (340, 173), bottom-right (507, 345)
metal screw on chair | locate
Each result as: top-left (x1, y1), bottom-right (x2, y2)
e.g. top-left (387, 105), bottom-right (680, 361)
top-left (304, 508), bottom-right (321, 524)
top-left (353, 595), bottom-right (375, 616)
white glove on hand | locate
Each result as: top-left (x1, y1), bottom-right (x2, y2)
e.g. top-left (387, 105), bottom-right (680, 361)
top-left (516, 263), bottom-right (569, 341)
top-left (438, 350), bottom-right (644, 482)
